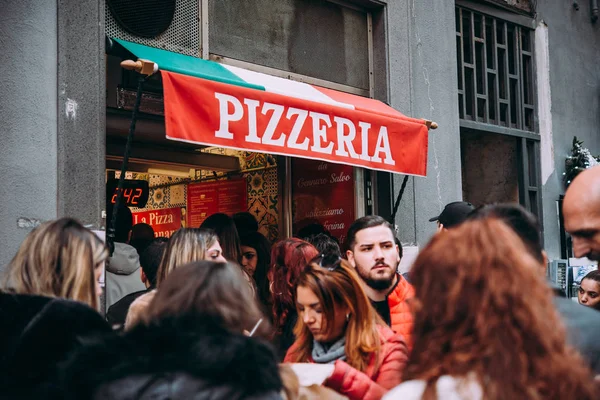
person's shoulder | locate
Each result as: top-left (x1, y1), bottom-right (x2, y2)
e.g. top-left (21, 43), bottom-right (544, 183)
top-left (376, 324), bottom-right (408, 351)
top-left (554, 296), bottom-right (600, 329)
top-left (383, 375), bottom-right (483, 400)
top-left (124, 290), bottom-right (157, 329)
top-left (376, 324), bottom-right (398, 340)
top-left (130, 290), bottom-right (156, 308)
top-left (388, 274), bottom-right (415, 306)
top-left (0, 291), bottom-right (105, 324)
top-left (106, 289), bottom-right (150, 326)
top-left (42, 297), bottom-right (111, 332)
top-left (0, 291), bottom-right (52, 312)
top-left (0, 293), bottom-right (110, 343)
top-left (108, 289), bottom-right (149, 310)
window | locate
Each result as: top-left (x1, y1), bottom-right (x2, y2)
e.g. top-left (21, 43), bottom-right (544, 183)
top-left (209, 0), bottom-right (372, 95)
top-left (456, 4), bottom-right (542, 226)
top-left (456, 5), bottom-right (535, 131)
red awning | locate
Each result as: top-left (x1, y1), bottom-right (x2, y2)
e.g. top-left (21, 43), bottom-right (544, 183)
top-left (116, 39), bottom-right (429, 176)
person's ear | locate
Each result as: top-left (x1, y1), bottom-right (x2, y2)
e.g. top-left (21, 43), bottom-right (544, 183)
top-left (395, 244), bottom-right (401, 263)
top-left (346, 250), bottom-right (356, 267)
top-left (140, 269), bottom-right (147, 284)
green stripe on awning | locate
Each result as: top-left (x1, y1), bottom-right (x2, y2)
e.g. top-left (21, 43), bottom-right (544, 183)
top-left (113, 38), bottom-right (265, 91)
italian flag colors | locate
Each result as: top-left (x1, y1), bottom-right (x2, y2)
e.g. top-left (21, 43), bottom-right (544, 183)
top-left (114, 38), bottom-right (428, 176)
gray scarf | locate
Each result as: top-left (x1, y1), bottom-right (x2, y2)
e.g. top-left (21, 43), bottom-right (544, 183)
top-left (311, 336), bottom-right (347, 364)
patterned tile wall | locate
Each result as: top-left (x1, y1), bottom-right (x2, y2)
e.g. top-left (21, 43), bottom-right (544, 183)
top-left (114, 149), bottom-right (279, 241)
top-left (200, 148), bottom-right (279, 242)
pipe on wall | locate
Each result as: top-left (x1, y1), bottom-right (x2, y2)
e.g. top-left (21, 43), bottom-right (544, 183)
top-left (592, 0), bottom-right (599, 22)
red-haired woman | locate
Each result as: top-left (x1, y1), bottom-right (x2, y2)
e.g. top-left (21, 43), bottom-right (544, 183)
top-left (269, 238), bottom-right (319, 359)
top-left (383, 218), bottom-right (596, 400)
top-left (285, 255), bottom-right (408, 400)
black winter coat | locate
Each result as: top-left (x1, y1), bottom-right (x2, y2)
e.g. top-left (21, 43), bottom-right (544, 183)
top-left (0, 292), bottom-right (111, 399)
top-left (62, 317), bottom-right (284, 400)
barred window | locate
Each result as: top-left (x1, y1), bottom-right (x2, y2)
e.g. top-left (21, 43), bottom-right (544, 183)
top-left (456, 6), bottom-right (535, 132)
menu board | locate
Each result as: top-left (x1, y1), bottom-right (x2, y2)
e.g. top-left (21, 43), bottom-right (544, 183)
top-left (292, 159), bottom-right (355, 243)
top-left (132, 207), bottom-right (183, 238)
top-left (186, 179), bottom-right (247, 227)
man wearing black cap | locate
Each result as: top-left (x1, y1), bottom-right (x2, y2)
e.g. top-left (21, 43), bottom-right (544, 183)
top-left (429, 201), bottom-right (475, 231)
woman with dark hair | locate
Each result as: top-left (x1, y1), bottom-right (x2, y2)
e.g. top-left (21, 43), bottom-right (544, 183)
top-left (233, 211), bottom-right (259, 236)
top-left (384, 218), bottom-right (596, 400)
top-left (269, 238), bottom-right (319, 359)
top-left (200, 213), bottom-right (242, 264)
top-left (285, 256), bottom-right (408, 400)
top-left (578, 270), bottom-right (600, 311)
top-left (240, 231), bottom-right (272, 312)
top-left (63, 261), bottom-right (283, 399)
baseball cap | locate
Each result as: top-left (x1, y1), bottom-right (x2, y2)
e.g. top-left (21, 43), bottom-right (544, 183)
top-left (429, 201), bottom-right (475, 228)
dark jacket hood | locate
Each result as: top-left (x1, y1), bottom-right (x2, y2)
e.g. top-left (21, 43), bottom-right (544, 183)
top-left (62, 317), bottom-right (283, 400)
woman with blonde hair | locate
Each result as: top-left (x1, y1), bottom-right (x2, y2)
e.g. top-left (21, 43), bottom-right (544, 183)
top-left (125, 227), bottom-right (226, 329)
top-left (384, 218), bottom-right (596, 400)
top-left (285, 254), bottom-right (408, 400)
top-left (0, 218), bottom-right (111, 398)
top-left (5, 217), bottom-right (106, 308)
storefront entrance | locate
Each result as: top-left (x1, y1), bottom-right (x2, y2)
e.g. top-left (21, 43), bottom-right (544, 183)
top-left (105, 38), bottom-right (430, 243)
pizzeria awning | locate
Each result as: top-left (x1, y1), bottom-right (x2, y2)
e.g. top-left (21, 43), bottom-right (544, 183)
top-left (113, 38), bottom-right (430, 176)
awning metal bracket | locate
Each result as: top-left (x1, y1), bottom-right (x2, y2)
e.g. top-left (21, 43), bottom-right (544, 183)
top-left (106, 58), bottom-right (157, 256)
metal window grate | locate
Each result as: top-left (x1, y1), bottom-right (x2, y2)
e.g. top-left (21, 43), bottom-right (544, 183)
top-left (456, 6), bottom-right (535, 132)
top-left (105, 0), bottom-right (200, 57)
top-left (516, 137), bottom-right (543, 226)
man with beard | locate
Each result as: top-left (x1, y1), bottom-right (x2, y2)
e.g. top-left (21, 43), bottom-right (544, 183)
top-left (563, 165), bottom-right (600, 262)
top-left (344, 215), bottom-right (414, 347)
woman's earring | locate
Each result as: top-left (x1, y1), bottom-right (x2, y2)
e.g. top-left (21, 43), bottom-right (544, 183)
top-left (346, 313), bottom-right (350, 321)
top-left (269, 281), bottom-right (282, 296)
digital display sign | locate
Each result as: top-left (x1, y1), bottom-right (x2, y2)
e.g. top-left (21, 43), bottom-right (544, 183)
top-left (106, 179), bottom-right (150, 208)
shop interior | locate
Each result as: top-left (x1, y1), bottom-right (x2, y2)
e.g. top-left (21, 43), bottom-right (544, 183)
top-left (105, 54), bottom-right (360, 244)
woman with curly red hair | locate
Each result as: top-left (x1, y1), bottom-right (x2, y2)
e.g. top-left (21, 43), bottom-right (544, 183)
top-left (384, 218), bottom-right (596, 400)
top-left (269, 238), bottom-right (319, 359)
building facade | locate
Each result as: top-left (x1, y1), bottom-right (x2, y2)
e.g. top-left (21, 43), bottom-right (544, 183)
top-left (1, 0), bottom-right (598, 269)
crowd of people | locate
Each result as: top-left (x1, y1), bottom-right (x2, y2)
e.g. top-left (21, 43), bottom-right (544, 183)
top-left (1, 165), bottom-right (600, 399)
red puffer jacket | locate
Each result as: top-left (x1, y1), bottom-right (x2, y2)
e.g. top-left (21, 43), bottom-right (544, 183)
top-left (284, 325), bottom-right (408, 400)
top-left (387, 275), bottom-right (414, 349)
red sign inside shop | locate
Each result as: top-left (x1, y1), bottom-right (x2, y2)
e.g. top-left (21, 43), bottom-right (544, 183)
top-left (292, 159), bottom-right (355, 244)
top-left (186, 179), bottom-right (248, 227)
top-left (132, 207), bottom-right (182, 238)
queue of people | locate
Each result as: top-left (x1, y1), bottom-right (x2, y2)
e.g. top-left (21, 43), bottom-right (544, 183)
top-left (2, 166), bottom-right (600, 399)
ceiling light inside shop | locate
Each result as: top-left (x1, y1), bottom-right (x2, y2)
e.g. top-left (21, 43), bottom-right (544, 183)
top-left (147, 168), bottom-right (194, 178)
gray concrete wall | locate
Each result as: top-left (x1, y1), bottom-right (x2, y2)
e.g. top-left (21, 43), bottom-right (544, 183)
top-left (536, 0), bottom-right (600, 259)
top-left (387, 0), bottom-right (463, 247)
top-left (0, 0), bottom-right (58, 269)
top-left (57, 0), bottom-right (106, 227)
top-left (0, 0), bottom-right (106, 272)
